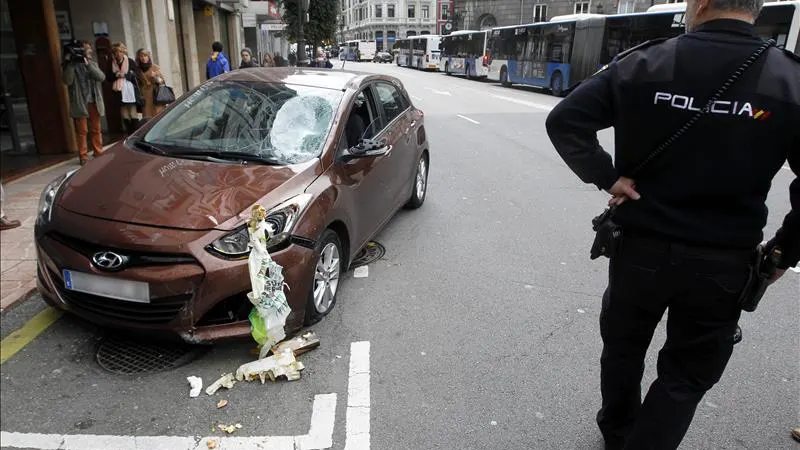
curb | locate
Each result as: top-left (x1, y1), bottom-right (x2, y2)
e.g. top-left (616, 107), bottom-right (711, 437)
top-left (0, 287), bottom-right (39, 315)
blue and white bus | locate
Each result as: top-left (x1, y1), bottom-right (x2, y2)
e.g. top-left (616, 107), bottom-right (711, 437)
top-left (340, 39), bottom-right (377, 61)
top-left (486, 1), bottom-right (799, 96)
top-left (438, 30), bottom-right (490, 78)
top-left (396, 35), bottom-right (442, 70)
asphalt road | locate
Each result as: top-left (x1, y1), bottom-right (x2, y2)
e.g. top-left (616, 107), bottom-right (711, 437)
top-left (1, 61), bottom-right (798, 450)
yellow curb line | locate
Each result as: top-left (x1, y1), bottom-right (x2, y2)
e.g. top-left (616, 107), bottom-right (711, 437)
top-left (0, 307), bottom-right (63, 365)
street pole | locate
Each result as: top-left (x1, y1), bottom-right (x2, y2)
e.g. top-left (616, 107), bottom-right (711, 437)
top-left (296, 0), bottom-right (310, 67)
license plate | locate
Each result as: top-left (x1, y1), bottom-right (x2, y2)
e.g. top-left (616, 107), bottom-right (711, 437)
top-left (63, 270), bottom-right (150, 303)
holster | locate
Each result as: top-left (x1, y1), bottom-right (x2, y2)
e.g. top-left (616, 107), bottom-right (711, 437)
top-left (590, 207), bottom-right (622, 260)
top-left (738, 244), bottom-right (779, 313)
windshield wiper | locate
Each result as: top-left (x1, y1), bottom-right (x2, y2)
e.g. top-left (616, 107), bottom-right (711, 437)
top-left (170, 150), bottom-right (282, 165)
top-left (132, 139), bottom-right (168, 156)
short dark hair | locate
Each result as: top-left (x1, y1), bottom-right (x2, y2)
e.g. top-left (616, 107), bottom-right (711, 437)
top-left (212, 41), bottom-right (223, 52)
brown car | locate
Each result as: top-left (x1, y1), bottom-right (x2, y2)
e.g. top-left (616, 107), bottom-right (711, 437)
top-left (34, 68), bottom-right (429, 342)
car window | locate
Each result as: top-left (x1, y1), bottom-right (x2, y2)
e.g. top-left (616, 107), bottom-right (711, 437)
top-left (339, 88), bottom-right (381, 151)
top-left (144, 82), bottom-right (343, 165)
top-left (373, 82), bottom-right (409, 126)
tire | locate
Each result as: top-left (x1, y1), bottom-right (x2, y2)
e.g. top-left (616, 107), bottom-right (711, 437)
top-left (500, 67), bottom-right (511, 87)
top-left (550, 71), bottom-right (564, 97)
top-left (304, 229), bottom-right (344, 325)
top-left (405, 152), bottom-right (429, 209)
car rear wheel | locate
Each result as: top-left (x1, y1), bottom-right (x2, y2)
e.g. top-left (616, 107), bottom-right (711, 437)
top-left (405, 153), bottom-right (428, 209)
top-left (305, 229), bottom-right (343, 325)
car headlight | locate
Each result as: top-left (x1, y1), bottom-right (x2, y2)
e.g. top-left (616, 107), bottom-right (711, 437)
top-left (37, 169), bottom-right (78, 225)
top-left (206, 194), bottom-right (313, 259)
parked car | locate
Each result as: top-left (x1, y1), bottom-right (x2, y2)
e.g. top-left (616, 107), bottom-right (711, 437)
top-left (34, 68), bottom-right (430, 343)
top-left (373, 51), bottom-right (393, 63)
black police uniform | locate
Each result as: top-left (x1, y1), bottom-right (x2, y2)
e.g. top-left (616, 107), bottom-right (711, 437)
top-left (545, 19), bottom-right (800, 450)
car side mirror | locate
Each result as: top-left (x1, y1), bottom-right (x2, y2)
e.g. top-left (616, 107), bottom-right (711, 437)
top-left (341, 138), bottom-right (390, 161)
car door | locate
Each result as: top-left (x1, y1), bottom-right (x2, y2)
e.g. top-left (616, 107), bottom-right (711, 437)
top-left (332, 86), bottom-right (393, 249)
top-left (370, 81), bottom-right (418, 212)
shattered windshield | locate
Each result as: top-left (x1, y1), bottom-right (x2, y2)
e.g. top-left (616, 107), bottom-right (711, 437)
top-left (143, 81), bottom-right (342, 165)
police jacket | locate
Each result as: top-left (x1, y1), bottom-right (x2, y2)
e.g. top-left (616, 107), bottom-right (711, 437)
top-left (545, 19), bottom-right (800, 269)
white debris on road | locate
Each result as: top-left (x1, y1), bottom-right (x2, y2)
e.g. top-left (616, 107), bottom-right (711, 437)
top-left (354, 266), bottom-right (369, 278)
top-left (187, 376), bottom-right (203, 398)
top-left (205, 373), bottom-right (236, 395)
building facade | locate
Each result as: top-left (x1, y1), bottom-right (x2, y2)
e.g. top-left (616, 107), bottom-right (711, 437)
top-left (340, 0), bottom-right (438, 51)
top-left (1, 0), bottom-right (248, 178)
top-left (452, 0), bottom-right (659, 30)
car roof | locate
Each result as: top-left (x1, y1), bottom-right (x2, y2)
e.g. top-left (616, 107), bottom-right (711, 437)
top-left (211, 67), bottom-right (401, 92)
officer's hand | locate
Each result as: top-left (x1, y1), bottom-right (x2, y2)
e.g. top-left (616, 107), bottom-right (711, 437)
top-left (607, 176), bottom-right (641, 206)
top-left (767, 268), bottom-right (786, 285)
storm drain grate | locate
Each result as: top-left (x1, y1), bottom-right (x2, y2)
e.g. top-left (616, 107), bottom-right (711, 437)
top-left (351, 241), bottom-right (385, 269)
top-left (96, 337), bottom-right (208, 375)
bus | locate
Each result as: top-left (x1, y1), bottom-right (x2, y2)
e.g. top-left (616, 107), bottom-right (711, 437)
top-left (396, 35), bottom-right (442, 70)
top-left (486, 1), bottom-right (800, 96)
top-left (341, 40), bottom-right (377, 61)
top-left (438, 30), bottom-right (490, 78)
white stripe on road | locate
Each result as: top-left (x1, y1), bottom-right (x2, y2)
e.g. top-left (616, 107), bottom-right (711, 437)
top-left (344, 341), bottom-right (371, 450)
top-left (491, 94), bottom-right (554, 111)
top-left (456, 114), bottom-right (481, 125)
top-left (0, 394), bottom-right (337, 450)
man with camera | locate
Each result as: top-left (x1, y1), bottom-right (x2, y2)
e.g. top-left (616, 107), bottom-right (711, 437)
top-left (544, 0), bottom-right (799, 448)
top-left (62, 40), bottom-right (106, 165)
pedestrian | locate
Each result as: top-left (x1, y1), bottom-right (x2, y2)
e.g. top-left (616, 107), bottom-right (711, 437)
top-left (239, 48), bottom-right (258, 69)
top-left (262, 52), bottom-right (275, 68)
top-left (109, 42), bottom-right (143, 135)
top-left (61, 39), bottom-right (106, 165)
top-left (274, 52), bottom-right (288, 67)
top-left (0, 183), bottom-right (21, 231)
top-left (206, 41), bottom-right (230, 80)
top-left (544, 0), bottom-right (799, 447)
top-left (288, 52), bottom-right (296, 67)
top-left (135, 48), bottom-right (166, 122)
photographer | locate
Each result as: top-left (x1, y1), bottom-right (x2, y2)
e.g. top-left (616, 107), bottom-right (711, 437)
top-left (62, 40), bottom-right (106, 165)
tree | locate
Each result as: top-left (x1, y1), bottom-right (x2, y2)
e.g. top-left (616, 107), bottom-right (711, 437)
top-left (281, 0), bottom-right (338, 51)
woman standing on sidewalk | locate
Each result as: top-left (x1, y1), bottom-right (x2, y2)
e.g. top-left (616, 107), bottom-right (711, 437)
top-left (109, 42), bottom-right (143, 135)
top-left (135, 48), bottom-right (166, 122)
top-left (0, 183), bottom-right (20, 231)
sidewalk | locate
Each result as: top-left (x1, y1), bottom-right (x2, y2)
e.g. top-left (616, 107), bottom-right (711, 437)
top-left (1, 159), bottom-right (81, 311)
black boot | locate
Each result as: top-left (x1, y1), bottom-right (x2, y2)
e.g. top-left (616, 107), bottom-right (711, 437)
top-left (122, 119), bottom-right (132, 135)
top-left (130, 118), bottom-right (141, 132)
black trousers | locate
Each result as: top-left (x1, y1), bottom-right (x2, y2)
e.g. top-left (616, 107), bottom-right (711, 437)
top-left (597, 234), bottom-right (752, 450)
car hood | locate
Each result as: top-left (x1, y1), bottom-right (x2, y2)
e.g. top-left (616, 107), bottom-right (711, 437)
top-left (58, 144), bottom-right (321, 231)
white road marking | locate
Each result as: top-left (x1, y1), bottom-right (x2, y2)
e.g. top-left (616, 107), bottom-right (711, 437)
top-left (344, 341), bottom-right (371, 450)
top-left (0, 394), bottom-right (337, 449)
top-left (491, 94), bottom-right (554, 111)
top-left (424, 87), bottom-right (451, 96)
top-left (456, 114), bottom-right (480, 125)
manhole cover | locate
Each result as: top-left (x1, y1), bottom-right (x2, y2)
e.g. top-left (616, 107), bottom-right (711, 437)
top-left (96, 337), bottom-right (208, 375)
top-left (351, 241), bottom-right (385, 268)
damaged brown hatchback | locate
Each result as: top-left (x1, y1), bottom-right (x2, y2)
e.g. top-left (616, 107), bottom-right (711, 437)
top-left (34, 68), bottom-right (429, 342)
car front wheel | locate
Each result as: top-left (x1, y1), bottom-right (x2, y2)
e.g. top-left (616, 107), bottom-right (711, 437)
top-left (305, 229), bottom-right (343, 324)
top-left (405, 153), bottom-right (428, 209)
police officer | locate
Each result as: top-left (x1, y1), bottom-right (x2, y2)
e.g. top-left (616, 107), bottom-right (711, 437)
top-left (544, 0), bottom-right (800, 447)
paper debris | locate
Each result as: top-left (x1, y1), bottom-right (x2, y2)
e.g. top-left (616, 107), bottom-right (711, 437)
top-left (216, 399), bottom-right (228, 409)
top-left (236, 349), bottom-right (305, 383)
top-left (354, 266), bottom-right (369, 278)
top-left (577, 309), bottom-right (586, 314)
top-left (235, 424), bottom-right (243, 429)
top-left (207, 439), bottom-right (218, 449)
top-left (218, 424), bottom-right (238, 434)
top-left (535, 412), bottom-right (545, 419)
top-left (490, 421), bottom-right (497, 426)
top-left (421, 352), bottom-right (426, 356)
top-left (205, 373), bottom-right (236, 396)
top-left (271, 331), bottom-right (320, 357)
top-left (187, 376), bottom-right (203, 398)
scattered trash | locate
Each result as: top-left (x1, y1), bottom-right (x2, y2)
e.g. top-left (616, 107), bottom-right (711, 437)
top-left (354, 266), bottom-right (369, 278)
top-left (205, 373), bottom-right (236, 395)
top-left (421, 352), bottom-right (426, 356)
top-left (236, 349), bottom-right (305, 383)
top-left (524, 285), bottom-right (534, 290)
top-left (271, 331), bottom-right (320, 357)
top-left (187, 376), bottom-right (203, 398)
top-left (790, 265), bottom-right (800, 273)
top-left (247, 205), bottom-right (292, 359)
top-left (577, 309), bottom-right (586, 314)
top-left (218, 424), bottom-right (238, 434)
top-left (335, 355), bottom-right (342, 359)
top-left (236, 424), bottom-right (243, 429)
top-left (490, 421), bottom-right (497, 426)
top-left (705, 401), bottom-right (718, 408)
top-left (535, 412), bottom-right (545, 419)
top-left (207, 439), bottom-right (218, 449)
top-left (216, 399), bottom-right (228, 409)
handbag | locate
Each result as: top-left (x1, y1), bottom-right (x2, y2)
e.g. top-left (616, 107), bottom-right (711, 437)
top-left (589, 39), bottom-right (776, 261)
top-left (154, 84), bottom-right (176, 105)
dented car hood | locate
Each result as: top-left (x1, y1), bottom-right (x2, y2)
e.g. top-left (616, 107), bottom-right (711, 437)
top-left (58, 144), bottom-right (321, 231)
